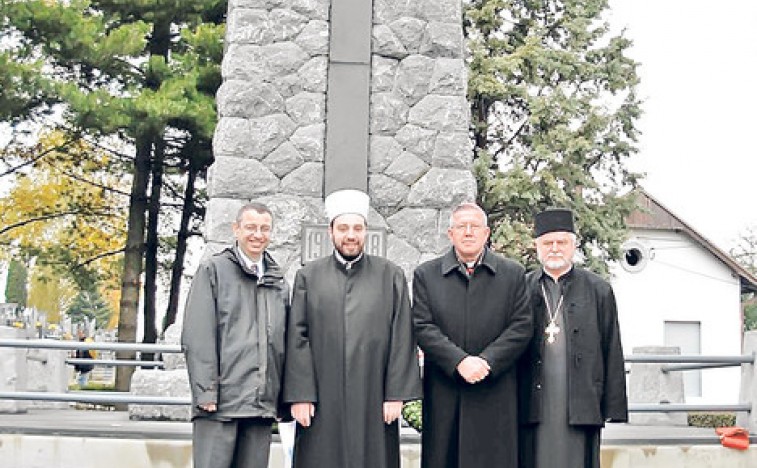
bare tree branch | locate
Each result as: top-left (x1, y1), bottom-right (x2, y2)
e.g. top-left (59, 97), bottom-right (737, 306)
top-left (42, 159), bottom-right (131, 197)
top-left (0, 137), bottom-right (77, 178)
top-left (0, 210), bottom-right (118, 236)
top-left (73, 248), bottom-right (125, 269)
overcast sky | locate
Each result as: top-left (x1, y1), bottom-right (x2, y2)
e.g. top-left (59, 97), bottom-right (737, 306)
top-left (608, 0), bottom-right (757, 252)
top-left (3, 2), bottom-right (756, 253)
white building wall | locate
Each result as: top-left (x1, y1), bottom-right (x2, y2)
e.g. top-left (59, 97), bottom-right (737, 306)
top-left (611, 229), bottom-right (742, 404)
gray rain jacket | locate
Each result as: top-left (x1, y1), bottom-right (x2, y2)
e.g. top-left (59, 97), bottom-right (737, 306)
top-left (181, 246), bottom-right (290, 420)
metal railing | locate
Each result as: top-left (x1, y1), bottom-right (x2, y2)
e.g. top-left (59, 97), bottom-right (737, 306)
top-left (0, 339), bottom-right (754, 413)
top-left (0, 391), bottom-right (189, 405)
top-left (0, 338), bottom-right (182, 405)
top-left (0, 338), bottom-right (182, 354)
top-left (625, 352), bottom-right (755, 414)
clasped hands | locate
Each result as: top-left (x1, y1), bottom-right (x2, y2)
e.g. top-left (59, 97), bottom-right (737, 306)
top-left (291, 400), bottom-right (403, 427)
top-left (456, 355), bottom-right (490, 384)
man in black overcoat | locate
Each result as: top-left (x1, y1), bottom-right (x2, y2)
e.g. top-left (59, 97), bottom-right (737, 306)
top-left (412, 202), bottom-right (533, 468)
top-left (518, 208), bottom-right (628, 468)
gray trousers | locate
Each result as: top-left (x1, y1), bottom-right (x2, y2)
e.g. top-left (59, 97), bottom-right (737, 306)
top-left (193, 417), bottom-right (273, 468)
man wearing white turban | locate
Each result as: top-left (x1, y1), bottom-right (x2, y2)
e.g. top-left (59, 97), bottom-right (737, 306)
top-left (283, 189), bottom-right (422, 468)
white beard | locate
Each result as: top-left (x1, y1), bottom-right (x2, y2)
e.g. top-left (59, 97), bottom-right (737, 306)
top-left (541, 255), bottom-right (570, 272)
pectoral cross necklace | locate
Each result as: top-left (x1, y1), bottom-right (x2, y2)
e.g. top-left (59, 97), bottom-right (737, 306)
top-left (540, 282), bottom-right (563, 344)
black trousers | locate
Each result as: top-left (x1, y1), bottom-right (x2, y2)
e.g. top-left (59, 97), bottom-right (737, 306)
top-left (193, 417), bottom-right (274, 468)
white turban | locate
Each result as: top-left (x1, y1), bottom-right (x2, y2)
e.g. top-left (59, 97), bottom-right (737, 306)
top-left (324, 189), bottom-right (370, 222)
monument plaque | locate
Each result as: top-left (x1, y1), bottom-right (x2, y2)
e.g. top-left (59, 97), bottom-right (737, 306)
top-left (301, 224), bottom-right (386, 263)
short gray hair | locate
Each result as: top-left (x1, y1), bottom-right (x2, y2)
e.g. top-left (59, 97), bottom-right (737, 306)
top-left (449, 202), bottom-right (488, 228)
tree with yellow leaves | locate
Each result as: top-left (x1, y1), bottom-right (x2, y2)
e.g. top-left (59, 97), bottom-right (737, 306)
top-left (0, 131), bottom-right (126, 326)
top-left (27, 264), bottom-right (78, 324)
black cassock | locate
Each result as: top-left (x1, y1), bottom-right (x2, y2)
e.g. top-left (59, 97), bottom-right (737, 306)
top-left (518, 267), bottom-right (628, 468)
top-left (283, 254), bottom-right (422, 468)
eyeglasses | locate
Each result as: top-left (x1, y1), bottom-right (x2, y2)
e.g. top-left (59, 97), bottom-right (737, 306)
top-left (452, 223), bottom-right (485, 233)
top-left (241, 225), bottom-right (272, 235)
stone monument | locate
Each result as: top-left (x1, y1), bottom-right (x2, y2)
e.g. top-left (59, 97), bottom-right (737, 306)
top-left (131, 0), bottom-right (476, 420)
top-left (208, 0), bottom-right (475, 280)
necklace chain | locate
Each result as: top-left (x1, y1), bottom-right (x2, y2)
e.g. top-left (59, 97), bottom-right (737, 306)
top-left (540, 282), bottom-right (563, 344)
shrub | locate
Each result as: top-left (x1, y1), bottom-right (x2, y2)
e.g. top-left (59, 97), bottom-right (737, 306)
top-left (688, 412), bottom-right (736, 428)
top-left (402, 400), bottom-right (422, 432)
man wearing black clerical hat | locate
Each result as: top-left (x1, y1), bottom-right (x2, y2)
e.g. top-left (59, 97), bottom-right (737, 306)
top-left (518, 208), bottom-right (628, 468)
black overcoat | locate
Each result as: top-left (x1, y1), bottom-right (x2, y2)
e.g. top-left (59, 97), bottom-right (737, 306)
top-left (412, 248), bottom-right (533, 468)
top-left (517, 267), bottom-right (628, 468)
top-left (283, 254), bottom-right (422, 468)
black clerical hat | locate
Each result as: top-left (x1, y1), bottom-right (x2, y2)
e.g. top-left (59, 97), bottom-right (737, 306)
top-left (534, 208), bottom-right (575, 237)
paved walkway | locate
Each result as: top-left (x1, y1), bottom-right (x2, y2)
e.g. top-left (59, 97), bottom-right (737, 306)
top-left (1, 407), bottom-right (750, 445)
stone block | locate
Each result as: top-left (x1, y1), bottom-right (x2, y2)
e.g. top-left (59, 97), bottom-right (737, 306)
top-left (25, 349), bottom-right (68, 409)
top-left (409, 95), bottom-right (469, 132)
top-left (373, 24), bottom-right (409, 59)
top-left (0, 326), bottom-right (28, 414)
top-left (274, 73), bottom-right (304, 98)
top-left (386, 234), bottom-right (422, 281)
top-left (213, 117), bottom-right (253, 159)
top-left (295, 20), bottom-right (329, 56)
top-left (389, 17), bottom-right (427, 54)
top-left (230, 0), bottom-right (287, 9)
top-left (228, 9), bottom-right (302, 45)
top-left (290, 123), bottom-right (325, 162)
top-left (370, 93), bottom-right (410, 135)
top-left (298, 57), bottom-right (328, 93)
top-left (208, 157), bottom-right (280, 199)
top-left (217, 80), bottom-right (284, 119)
top-left (370, 135), bottom-right (404, 173)
top-left (281, 162), bottom-right (324, 197)
top-left (374, 0), bottom-right (417, 23)
top-left (222, 43), bottom-right (309, 82)
top-left (628, 346), bottom-right (687, 426)
top-left (417, 0), bottom-right (461, 23)
top-left (367, 207), bottom-right (390, 229)
top-left (387, 208), bottom-right (447, 254)
top-left (407, 168), bottom-right (476, 209)
top-left (395, 55), bottom-right (435, 105)
top-left (250, 114), bottom-right (298, 159)
top-left (263, 142), bottom-right (305, 178)
top-left (419, 22), bottom-right (463, 59)
top-left (384, 151), bottom-right (429, 185)
top-left (371, 56), bottom-right (399, 93)
top-left (369, 174), bottom-right (410, 209)
top-left (291, 0), bottom-right (330, 21)
top-left (128, 369), bottom-right (191, 421)
top-left (257, 194), bottom-right (325, 248)
top-left (395, 124), bottom-right (436, 163)
top-left (429, 58), bottom-right (466, 96)
top-left (432, 132), bottom-right (473, 168)
top-left (286, 92), bottom-right (326, 126)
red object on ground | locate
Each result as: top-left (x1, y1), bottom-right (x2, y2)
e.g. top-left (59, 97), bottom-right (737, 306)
top-left (715, 427), bottom-right (750, 450)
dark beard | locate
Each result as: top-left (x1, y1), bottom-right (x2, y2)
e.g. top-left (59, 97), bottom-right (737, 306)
top-left (339, 251), bottom-right (361, 261)
top-left (335, 244), bottom-right (363, 261)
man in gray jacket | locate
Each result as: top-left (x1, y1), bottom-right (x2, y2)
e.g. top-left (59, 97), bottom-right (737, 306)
top-left (182, 202), bottom-right (290, 468)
